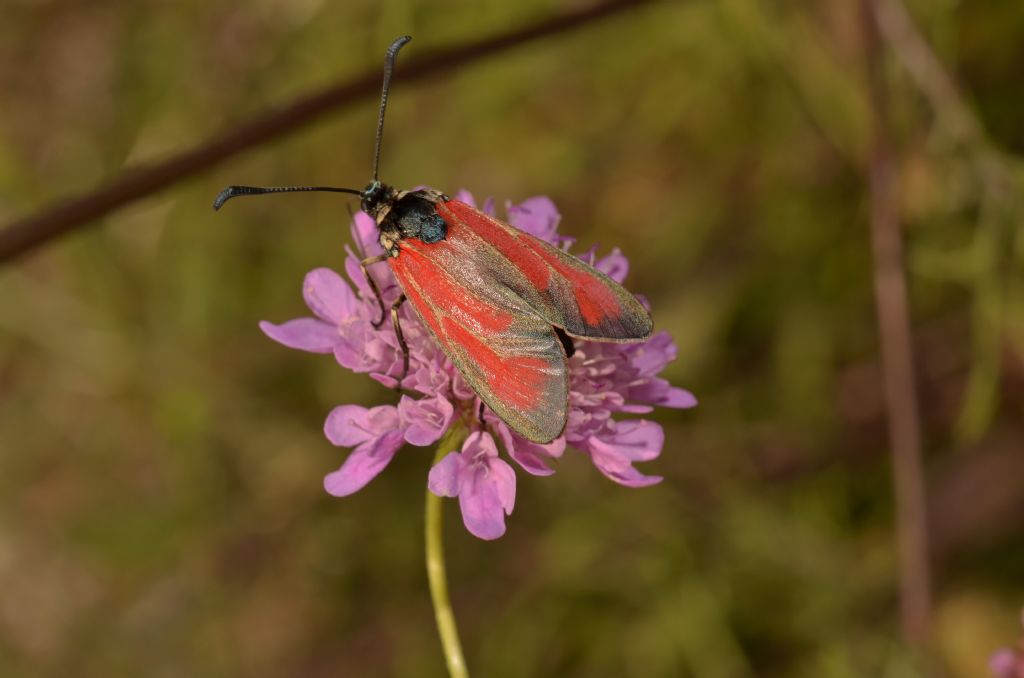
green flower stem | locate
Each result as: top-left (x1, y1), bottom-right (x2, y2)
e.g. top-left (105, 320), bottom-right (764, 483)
top-left (426, 424), bottom-right (470, 678)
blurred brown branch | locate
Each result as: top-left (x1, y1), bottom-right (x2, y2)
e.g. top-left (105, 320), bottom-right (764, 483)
top-left (0, 0), bottom-right (656, 265)
top-left (876, 0), bottom-right (1019, 444)
top-left (873, 0), bottom-right (982, 146)
top-left (861, 0), bottom-right (932, 652)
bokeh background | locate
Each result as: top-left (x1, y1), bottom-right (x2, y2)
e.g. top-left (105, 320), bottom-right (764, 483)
top-left (2, 1), bottom-right (1023, 676)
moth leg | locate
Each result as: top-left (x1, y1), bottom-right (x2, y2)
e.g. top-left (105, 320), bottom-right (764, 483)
top-left (390, 293), bottom-right (409, 390)
top-left (477, 401), bottom-right (485, 426)
top-left (359, 254), bottom-right (389, 328)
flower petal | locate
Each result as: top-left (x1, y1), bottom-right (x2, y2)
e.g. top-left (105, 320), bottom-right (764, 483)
top-left (453, 189), bottom-right (476, 207)
top-left (506, 196), bottom-right (560, 241)
top-left (458, 456), bottom-right (516, 540)
top-left (462, 430), bottom-right (498, 460)
top-left (303, 268), bottom-right (358, 324)
top-left (324, 404), bottom-right (398, 447)
top-left (450, 371), bottom-right (475, 402)
top-left (350, 211), bottom-right (383, 257)
top-left (586, 442), bottom-right (664, 488)
top-left (595, 248), bottom-right (629, 283)
top-left (661, 387), bottom-right (698, 409)
top-left (629, 377), bottom-right (698, 409)
top-left (323, 430), bottom-right (404, 497)
top-left (344, 246), bottom-right (395, 305)
top-left (369, 372), bottom-right (399, 390)
top-left (629, 331), bottom-right (678, 376)
top-left (619, 404), bottom-right (655, 414)
top-left (427, 452), bottom-right (463, 498)
top-left (399, 395), bottom-right (455, 447)
top-left (491, 456), bottom-right (517, 515)
top-left (334, 324), bottom-right (396, 375)
top-left (605, 420), bottom-right (664, 462)
top-left (344, 250), bottom-right (374, 301)
top-left (584, 421), bottom-right (665, 488)
top-left (481, 197), bottom-right (495, 216)
top-left (989, 650), bottom-right (1019, 678)
top-left (495, 422), bottom-right (564, 477)
top-left (259, 318), bottom-right (338, 353)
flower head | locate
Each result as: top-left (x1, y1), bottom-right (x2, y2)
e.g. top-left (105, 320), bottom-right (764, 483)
top-left (261, 192), bottom-right (696, 539)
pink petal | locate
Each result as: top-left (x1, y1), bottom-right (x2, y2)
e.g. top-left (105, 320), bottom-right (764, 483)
top-left (629, 377), bottom-right (686, 409)
top-left (605, 420), bottom-right (664, 462)
top-left (989, 650), bottom-right (1019, 678)
top-left (595, 248), bottom-right (629, 283)
top-left (334, 324), bottom-right (395, 374)
top-left (344, 247), bottom-right (394, 304)
top-left (458, 458), bottom-right (515, 540)
top-left (453, 190), bottom-right (476, 207)
top-left (344, 250), bottom-right (374, 300)
top-left (661, 387), bottom-right (698, 409)
top-left (584, 421), bottom-right (665, 488)
top-left (259, 318), bottom-right (338, 353)
top-left (491, 457), bottom-right (517, 514)
top-left (398, 395), bottom-right (455, 447)
top-left (324, 404), bottom-right (398, 447)
top-left (508, 448), bottom-right (556, 476)
top-left (462, 430), bottom-right (498, 460)
top-left (496, 423), bottom-right (564, 477)
top-left (619, 404), bottom-right (655, 414)
top-left (323, 430), bottom-right (404, 497)
top-left (506, 196), bottom-right (560, 241)
top-left (406, 364), bottom-right (449, 397)
top-left (630, 332), bottom-right (678, 376)
top-left (350, 211), bottom-right (383, 257)
top-left (587, 442), bottom-right (664, 488)
top-left (450, 372), bottom-right (475, 402)
top-left (575, 245), bottom-right (598, 266)
top-left (427, 452), bottom-right (463, 497)
top-left (303, 268), bottom-right (358, 324)
top-left (450, 433), bottom-right (516, 540)
top-left (369, 372), bottom-right (399, 389)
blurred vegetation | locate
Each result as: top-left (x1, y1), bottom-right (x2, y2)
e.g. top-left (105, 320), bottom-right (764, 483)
top-left (1, 1), bottom-right (1023, 676)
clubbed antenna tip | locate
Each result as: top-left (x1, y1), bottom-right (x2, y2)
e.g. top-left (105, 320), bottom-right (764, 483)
top-left (211, 185), bottom-right (362, 211)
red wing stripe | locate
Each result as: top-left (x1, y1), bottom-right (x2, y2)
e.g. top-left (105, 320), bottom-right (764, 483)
top-left (395, 241), bottom-right (514, 335)
top-left (520, 237), bottom-right (621, 326)
top-left (439, 316), bottom-right (549, 410)
top-left (439, 200), bottom-right (652, 341)
top-left (437, 202), bottom-right (551, 290)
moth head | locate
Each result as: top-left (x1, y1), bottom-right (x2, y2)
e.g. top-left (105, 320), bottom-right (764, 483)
top-left (360, 180), bottom-right (397, 222)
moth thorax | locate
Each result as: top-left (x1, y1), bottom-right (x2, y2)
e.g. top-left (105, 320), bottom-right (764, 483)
top-left (394, 195), bottom-right (447, 244)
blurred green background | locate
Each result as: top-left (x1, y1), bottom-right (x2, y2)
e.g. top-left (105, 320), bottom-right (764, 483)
top-left (2, 1), bottom-right (1023, 676)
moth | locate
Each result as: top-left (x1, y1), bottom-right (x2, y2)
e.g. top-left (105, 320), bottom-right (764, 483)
top-left (214, 36), bottom-right (652, 443)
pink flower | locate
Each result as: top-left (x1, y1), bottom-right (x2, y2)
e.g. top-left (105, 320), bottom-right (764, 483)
top-left (261, 192), bottom-right (696, 539)
top-left (428, 432), bottom-right (516, 540)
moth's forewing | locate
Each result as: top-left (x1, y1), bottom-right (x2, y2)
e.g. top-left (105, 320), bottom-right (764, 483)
top-left (387, 199), bottom-right (653, 444)
top-left (389, 231), bottom-right (569, 444)
top-left (437, 201), bottom-right (653, 342)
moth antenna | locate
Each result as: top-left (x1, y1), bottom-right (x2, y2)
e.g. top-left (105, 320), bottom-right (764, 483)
top-left (212, 185), bottom-right (362, 211)
top-left (372, 35), bottom-right (412, 183)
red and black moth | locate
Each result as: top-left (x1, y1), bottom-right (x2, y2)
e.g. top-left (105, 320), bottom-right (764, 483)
top-left (214, 36), bottom-right (652, 444)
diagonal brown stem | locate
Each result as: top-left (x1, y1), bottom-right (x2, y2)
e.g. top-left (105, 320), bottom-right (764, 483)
top-left (861, 0), bottom-right (932, 650)
top-left (0, 0), bottom-right (656, 265)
